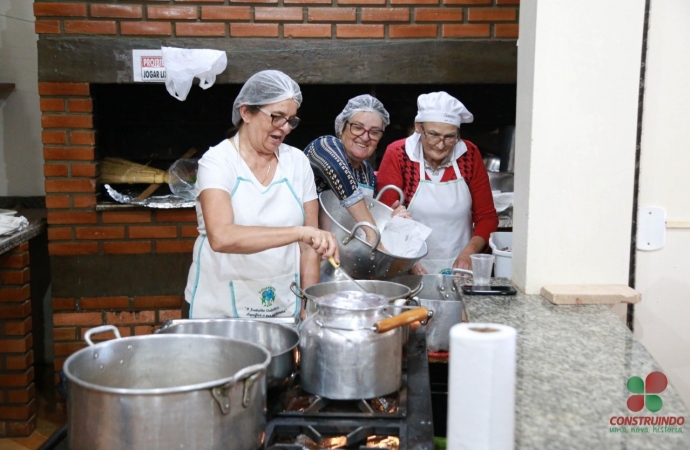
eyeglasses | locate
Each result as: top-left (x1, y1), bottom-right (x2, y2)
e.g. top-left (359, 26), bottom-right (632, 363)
top-left (345, 121), bottom-right (384, 141)
top-left (420, 124), bottom-right (459, 146)
top-left (259, 108), bottom-right (301, 130)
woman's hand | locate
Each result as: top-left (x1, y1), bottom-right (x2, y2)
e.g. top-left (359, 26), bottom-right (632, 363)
top-left (453, 252), bottom-right (473, 271)
top-left (409, 262), bottom-right (427, 275)
top-left (299, 227), bottom-right (339, 262)
top-left (390, 200), bottom-right (411, 219)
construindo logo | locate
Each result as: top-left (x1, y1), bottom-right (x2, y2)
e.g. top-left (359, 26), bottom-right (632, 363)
top-left (627, 371), bottom-right (667, 413)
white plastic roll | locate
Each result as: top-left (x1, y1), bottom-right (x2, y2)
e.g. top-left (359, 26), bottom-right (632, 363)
top-left (447, 323), bottom-right (517, 450)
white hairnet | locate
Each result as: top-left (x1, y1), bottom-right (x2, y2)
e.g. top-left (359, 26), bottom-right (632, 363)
top-left (334, 94), bottom-right (390, 136)
top-left (232, 70), bottom-right (302, 126)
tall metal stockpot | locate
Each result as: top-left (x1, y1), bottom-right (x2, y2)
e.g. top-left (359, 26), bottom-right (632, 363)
top-left (299, 291), bottom-right (432, 400)
top-left (63, 325), bottom-right (271, 450)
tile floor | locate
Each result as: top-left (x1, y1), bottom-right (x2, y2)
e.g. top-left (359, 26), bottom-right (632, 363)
top-left (0, 365), bottom-right (66, 450)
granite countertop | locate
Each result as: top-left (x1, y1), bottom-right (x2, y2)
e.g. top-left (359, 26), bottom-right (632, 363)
top-left (462, 279), bottom-right (689, 449)
top-left (0, 209), bottom-right (46, 255)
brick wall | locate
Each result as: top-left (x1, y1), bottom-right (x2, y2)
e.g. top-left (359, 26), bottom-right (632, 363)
top-left (0, 243), bottom-right (36, 437)
top-left (33, 0), bottom-right (520, 40)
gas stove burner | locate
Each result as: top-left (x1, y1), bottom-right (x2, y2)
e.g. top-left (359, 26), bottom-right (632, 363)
top-left (265, 423), bottom-right (401, 450)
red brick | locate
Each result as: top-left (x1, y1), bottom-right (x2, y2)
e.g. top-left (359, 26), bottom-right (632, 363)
top-left (129, 226), bottom-right (177, 239)
top-left (496, 0), bottom-right (519, 4)
top-left (41, 115), bottom-right (93, 129)
top-left (390, 24), bottom-right (437, 38)
top-left (307, 8), bottom-right (356, 22)
top-left (80, 326), bottom-right (131, 340)
top-left (256, 7), bottom-right (303, 21)
top-left (229, 0), bottom-right (278, 3)
top-left (47, 227), bottom-right (72, 240)
top-left (444, 0), bottom-right (490, 3)
top-left (103, 241), bottom-right (152, 254)
top-left (156, 240), bottom-right (194, 253)
top-left (121, 22), bottom-right (172, 36)
top-left (180, 225), bottom-right (199, 237)
top-left (0, 302), bottom-right (31, 320)
top-left (34, 3), bottom-right (86, 17)
top-left (0, 268), bottom-right (30, 285)
top-left (155, 209), bottom-right (197, 222)
top-left (69, 131), bottom-right (95, 145)
top-left (52, 298), bottom-right (76, 311)
top-left (4, 318), bottom-right (32, 336)
top-left (337, 0), bottom-right (384, 4)
top-left (75, 226), bottom-right (125, 240)
top-left (65, 20), bottom-right (117, 35)
top-left (176, 23), bottom-right (226, 37)
top-left (44, 147), bottom-right (94, 161)
top-left (0, 400), bottom-right (36, 420)
top-left (442, 23), bottom-right (490, 37)
top-left (73, 196), bottom-right (97, 209)
top-left (45, 179), bottom-right (97, 193)
top-left (54, 342), bottom-right (87, 357)
top-left (0, 336), bottom-right (32, 353)
top-left (285, 0), bottom-right (330, 3)
top-left (467, 7), bottom-right (517, 21)
top-left (147, 6), bottom-right (198, 20)
top-left (361, 8), bottom-right (410, 22)
top-left (133, 295), bottom-right (183, 309)
top-left (6, 353), bottom-right (34, 371)
top-left (177, 0), bottom-right (224, 2)
top-left (390, 0), bottom-right (438, 4)
top-left (0, 286), bottom-right (30, 303)
top-left (230, 23), bottom-right (279, 37)
top-left (105, 311), bottom-right (156, 325)
top-left (8, 419), bottom-right (38, 438)
top-left (102, 211), bottom-right (152, 224)
top-left (159, 309), bottom-right (182, 322)
top-left (7, 384), bottom-right (36, 404)
top-left (336, 24), bottom-right (384, 38)
top-left (48, 242), bottom-right (99, 256)
top-left (80, 296), bottom-right (130, 310)
top-left (42, 131), bottom-right (67, 144)
top-left (0, 253), bottom-right (29, 269)
top-left (495, 23), bottom-right (519, 38)
top-left (67, 99), bottom-right (92, 113)
top-left (35, 20), bottom-right (61, 34)
top-left (134, 325), bottom-right (155, 336)
top-left (71, 163), bottom-right (98, 177)
top-left (43, 164), bottom-right (68, 177)
top-left (54, 358), bottom-right (65, 372)
top-left (201, 6), bottom-right (251, 20)
top-left (54, 312), bottom-right (102, 326)
top-left (53, 327), bottom-right (76, 341)
top-left (40, 99), bottom-right (65, 112)
top-left (283, 24), bottom-right (333, 37)
top-left (38, 83), bottom-right (89, 96)
top-left (47, 212), bottom-right (97, 225)
top-left (10, 243), bottom-right (28, 254)
top-left (91, 5), bottom-right (143, 19)
top-left (415, 8), bottom-right (463, 21)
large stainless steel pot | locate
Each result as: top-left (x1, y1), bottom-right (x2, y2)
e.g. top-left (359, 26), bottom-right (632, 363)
top-left (299, 291), bottom-right (432, 399)
top-left (63, 325), bottom-right (270, 450)
top-left (318, 186), bottom-right (428, 280)
top-left (290, 280), bottom-right (412, 315)
top-left (392, 269), bottom-right (471, 353)
top-left (157, 318), bottom-right (298, 389)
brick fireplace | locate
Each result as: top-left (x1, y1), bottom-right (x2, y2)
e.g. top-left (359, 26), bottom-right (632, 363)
top-left (30, 0), bottom-right (519, 435)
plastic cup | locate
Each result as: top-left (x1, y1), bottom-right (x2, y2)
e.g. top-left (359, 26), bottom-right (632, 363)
top-left (470, 254), bottom-right (495, 286)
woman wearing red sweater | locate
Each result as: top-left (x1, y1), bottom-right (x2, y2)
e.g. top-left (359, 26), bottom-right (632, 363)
top-left (377, 92), bottom-right (498, 274)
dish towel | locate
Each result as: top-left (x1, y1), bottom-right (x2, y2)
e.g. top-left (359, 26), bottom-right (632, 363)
top-left (0, 215), bottom-right (28, 236)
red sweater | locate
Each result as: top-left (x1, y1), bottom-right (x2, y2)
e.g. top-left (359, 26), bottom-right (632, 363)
top-left (377, 138), bottom-right (498, 243)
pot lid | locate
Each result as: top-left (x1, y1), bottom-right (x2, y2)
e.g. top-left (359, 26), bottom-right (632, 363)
top-left (316, 291), bottom-right (389, 311)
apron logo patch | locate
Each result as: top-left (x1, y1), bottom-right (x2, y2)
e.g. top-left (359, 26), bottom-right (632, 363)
top-left (259, 286), bottom-right (276, 307)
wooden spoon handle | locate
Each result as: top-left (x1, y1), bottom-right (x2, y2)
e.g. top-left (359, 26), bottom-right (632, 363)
top-left (374, 307), bottom-right (429, 333)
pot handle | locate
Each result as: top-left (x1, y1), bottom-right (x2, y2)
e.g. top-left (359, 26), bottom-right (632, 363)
top-left (451, 268), bottom-right (473, 276)
top-left (375, 185), bottom-right (405, 205)
top-left (211, 363), bottom-right (266, 415)
top-left (84, 325), bottom-right (122, 346)
top-left (408, 281), bottom-right (424, 299)
top-left (374, 306), bottom-right (433, 334)
top-left (344, 221), bottom-right (381, 259)
top-left (290, 281), bottom-right (309, 312)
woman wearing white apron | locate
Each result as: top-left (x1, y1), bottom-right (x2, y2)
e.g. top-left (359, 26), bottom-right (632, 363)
top-left (183, 71), bottom-right (338, 319)
top-left (304, 95), bottom-right (409, 247)
top-left (377, 92), bottom-right (498, 274)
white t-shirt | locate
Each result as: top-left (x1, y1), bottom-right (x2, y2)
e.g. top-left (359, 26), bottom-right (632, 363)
top-left (194, 138), bottom-right (317, 233)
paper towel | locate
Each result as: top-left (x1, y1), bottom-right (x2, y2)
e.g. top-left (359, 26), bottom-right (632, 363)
top-left (447, 323), bottom-right (516, 450)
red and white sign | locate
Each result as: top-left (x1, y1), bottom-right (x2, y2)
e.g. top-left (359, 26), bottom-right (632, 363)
top-left (132, 50), bottom-right (166, 82)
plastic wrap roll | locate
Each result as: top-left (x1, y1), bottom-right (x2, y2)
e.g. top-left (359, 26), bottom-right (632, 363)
top-left (447, 323), bottom-right (517, 450)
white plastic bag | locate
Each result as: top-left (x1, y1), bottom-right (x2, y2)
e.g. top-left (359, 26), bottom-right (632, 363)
top-left (162, 47), bottom-right (228, 101)
top-left (381, 216), bottom-right (432, 258)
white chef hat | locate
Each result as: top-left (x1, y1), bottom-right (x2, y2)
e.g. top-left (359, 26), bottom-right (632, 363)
top-left (232, 70), bottom-right (302, 126)
top-left (414, 92), bottom-right (473, 128)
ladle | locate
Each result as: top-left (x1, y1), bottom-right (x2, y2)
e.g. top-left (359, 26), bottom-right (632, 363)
top-left (328, 257), bottom-right (368, 293)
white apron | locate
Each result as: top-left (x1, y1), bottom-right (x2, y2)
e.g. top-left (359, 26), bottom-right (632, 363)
top-left (408, 145), bottom-right (473, 275)
top-left (187, 139), bottom-right (304, 319)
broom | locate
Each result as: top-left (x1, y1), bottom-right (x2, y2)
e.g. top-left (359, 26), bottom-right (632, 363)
top-left (99, 158), bottom-right (170, 184)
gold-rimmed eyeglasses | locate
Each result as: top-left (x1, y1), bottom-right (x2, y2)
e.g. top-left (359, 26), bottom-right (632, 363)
top-left (420, 124), bottom-right (459, 146)
top-left (259, 108), bottom-right (301, 130)
top-left (345, 121), bottom-right (384, 141)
